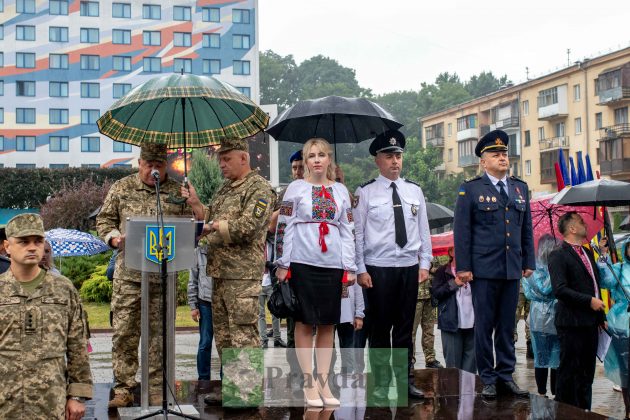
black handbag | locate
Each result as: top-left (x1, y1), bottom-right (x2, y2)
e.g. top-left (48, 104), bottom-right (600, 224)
top-left (267, 281), bottom-right (299, 319)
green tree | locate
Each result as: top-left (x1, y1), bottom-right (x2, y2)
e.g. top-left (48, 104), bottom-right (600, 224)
top-left (259, 50), bottom-right (298, 109)
top-left (188, 149), bottom-right (223, 204)
top-left (374, 90), bottom-right (421, 138)
top-left (465, 71), bottom-right (510, 98)
top-left (296, 55), bottom-right (372, 100)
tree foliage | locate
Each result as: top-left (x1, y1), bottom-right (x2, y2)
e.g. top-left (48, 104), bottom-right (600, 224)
top-left (80, 264), bottom-right (112, 303)
top-left (188, 149), bottom-right (223, 204)
top-left (260, 50), bottom-right (298, 110)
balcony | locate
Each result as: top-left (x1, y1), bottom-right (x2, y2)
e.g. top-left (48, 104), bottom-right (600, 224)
top-left (492, 116), bottom-right (520, 130)
top-left (458, 154), bottom-right (479, 168)
top-left (599, 135), bottom-right (630, 179)
top-left (600, 158), bottom-right (630, 178)
top-left (426, 136), bottom-right (444, 147)
top-left (539, 136), bottom-right (570, 151)
top-left (508, 140), bottom-right (520, 158)
top-left (597, 64), bottom-right (630, 105)
top-left (537, 85), bottom-right (568, 121)
top-left (598, 87), bottom-right (630, 105)
top-left (457, 127), bottom-right (479, 141)
top-left (599, 123), bottom-right (630, 140)
top-left (480, 125), bottom-right (491, 136)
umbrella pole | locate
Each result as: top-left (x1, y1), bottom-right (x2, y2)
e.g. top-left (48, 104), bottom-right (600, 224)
top-left (182, 98), bottom-right (188, 184)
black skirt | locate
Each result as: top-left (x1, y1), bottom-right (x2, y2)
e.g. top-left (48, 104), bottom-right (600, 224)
top-left (289, 262), bottom-right (343, 325)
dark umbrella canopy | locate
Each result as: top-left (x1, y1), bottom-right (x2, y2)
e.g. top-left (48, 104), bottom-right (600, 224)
top-left (550, 179), bottom-right (630, 207)
top-left (426, 202), bottom-right (454, 229)
top-left (266, 96), bottom-right (402, 144)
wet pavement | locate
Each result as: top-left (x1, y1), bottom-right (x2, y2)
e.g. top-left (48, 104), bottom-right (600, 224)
top-left (88, 321), bottom-right (624, 419)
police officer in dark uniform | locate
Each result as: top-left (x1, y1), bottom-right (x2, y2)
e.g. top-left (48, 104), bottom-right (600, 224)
top-left (453, 129), bottom-right (535, 399)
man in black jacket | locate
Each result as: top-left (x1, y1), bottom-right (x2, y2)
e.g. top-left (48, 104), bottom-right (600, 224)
top-left (549, 211), bottom-right (606, 410)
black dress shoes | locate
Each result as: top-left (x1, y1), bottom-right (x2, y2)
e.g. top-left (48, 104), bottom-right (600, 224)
top-left (481, 384), bottom-right (497, 399)
top-left (274, 338), bottom-right (288, 347)
top-left (498, 381), bottom-right (529, 398)
top-left (408, 383), bottom-right (424, 399)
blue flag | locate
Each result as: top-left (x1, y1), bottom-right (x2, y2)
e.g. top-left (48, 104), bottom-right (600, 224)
top-left (585, 154), bottom-right (595, 181)
top-left (577, 151), bottom-right (586, 185)
top-left (558, 149), bottom-right (570, 186)
top-left (569, 157), bottom-right (578, 186)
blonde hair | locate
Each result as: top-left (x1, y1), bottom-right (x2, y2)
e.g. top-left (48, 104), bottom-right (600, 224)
top-left (302, 138), bottom-right (336, 182)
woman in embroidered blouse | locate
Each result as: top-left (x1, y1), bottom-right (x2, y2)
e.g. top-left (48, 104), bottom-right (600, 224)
top-left (275, 138), bottom-right (357, 407)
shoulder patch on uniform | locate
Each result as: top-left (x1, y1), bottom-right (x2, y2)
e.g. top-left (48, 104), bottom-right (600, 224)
top-left (359, 179), bottom-right (376, 188)
top-left (279, 201), bottom-right (294, 216)
top-left (404, 179), bottom-right (420, 187)
top-left (253, 198), bottom-right (268, 218)
top-left (458, 186), bottom-right (466, 196)
top-left (510, 175), bottom-right (526, 183)
top-left (465, 176), bottom-right (481, 183)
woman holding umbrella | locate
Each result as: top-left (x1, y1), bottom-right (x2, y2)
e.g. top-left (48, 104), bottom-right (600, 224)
top-left (275, 138), bottom-right (357, 407)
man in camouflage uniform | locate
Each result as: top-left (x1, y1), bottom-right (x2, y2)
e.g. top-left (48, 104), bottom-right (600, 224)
top-left (202, 138), bottom-right (275, 404)
top-left (96, 144), bottom-right (205, 408)
top-left (411, 258), bottom-right (443, 369)
top-left (0, 213), bottom-right (93, 419)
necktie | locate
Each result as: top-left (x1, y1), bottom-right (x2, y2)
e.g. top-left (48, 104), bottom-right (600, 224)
top-left (391, 182), bottom-right (408, 248)
top-left (497, 180), bottom-right (508, 202)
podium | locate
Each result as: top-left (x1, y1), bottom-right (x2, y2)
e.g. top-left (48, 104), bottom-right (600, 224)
top-left (120, 216), bottom-right (198, 418)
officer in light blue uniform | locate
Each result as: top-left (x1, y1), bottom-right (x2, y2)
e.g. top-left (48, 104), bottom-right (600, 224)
top-left (453, 129), bottom-right (535, 399)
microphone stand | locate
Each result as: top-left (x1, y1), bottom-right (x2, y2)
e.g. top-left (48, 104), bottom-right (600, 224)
top-left (135, 172), bottom-right (198, 420)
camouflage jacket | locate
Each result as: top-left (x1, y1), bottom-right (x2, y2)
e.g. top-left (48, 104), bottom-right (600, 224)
top-left (205, 171), bottom-right (276, 279)
top-left (0, 270), bottom-right (93, 419)
top-left (96, 173), bottom-right (192, 283)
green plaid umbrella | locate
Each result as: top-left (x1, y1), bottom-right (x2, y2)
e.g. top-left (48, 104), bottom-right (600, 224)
top-left (97, 73), bottom-right (269, 177)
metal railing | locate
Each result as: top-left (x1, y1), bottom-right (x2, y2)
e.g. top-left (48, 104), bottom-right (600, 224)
top-left (426, 137), bottom-right (444, 147)
top-left (598, 123), bottom-right (630, 140)
top-left (495, 116), bottom-right (519, 129)
top-left (538, 136), bottom-right (570, 151)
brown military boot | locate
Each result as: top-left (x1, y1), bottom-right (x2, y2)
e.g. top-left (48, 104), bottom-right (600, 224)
top-left (108, 390), bottom-right (133, 408)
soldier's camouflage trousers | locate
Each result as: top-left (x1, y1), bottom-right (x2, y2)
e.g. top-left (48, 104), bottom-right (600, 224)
top-left (412, 298), bottom-right (436, 364)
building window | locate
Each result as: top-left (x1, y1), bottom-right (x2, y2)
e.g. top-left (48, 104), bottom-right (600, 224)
top-left (522, 100), bottom-right (529, 116)
top-left (113, 141), bottom-right (132, 152)
top-left (16, 136), bottom-right (36, 151)
top-left (456, 114), bottom-right (477, 131)
top-left (525, 160), bottom-right (532, 176)
top-left (80, 28), bottom-right (99, 43)
top-left (49, 26), bottom-right (69, 42)
top-left (236, 86), bottom-right (251, 98)
top-left (16, 164), bottom-right (36, 168)
top-left (537, 87), bottom-right (558, 108)
top-left (17, 0), bottom-right (36, 13)
top-left (573, 84), bottom-right (581, 102)
top-left (448, 148), bottom-right (453, 162)
top-left (524, 130), bottom-right (531, 147)
top-left (232, 34), bottom-right (250, 49)
top-left (595, 112), bottom-right (603, 129)
top-left (80, 1), bottom-right (99, 16)
top-left (113, 29), bottom-right (131, 45)
top-left (112, 56), bottom-right (132, 71)
top-left (173, 32), bottom-right (192, 47)
top-left (49, 136), bottom-right (69, 152)
top-left (233, 60), bottom-right (250, 75)
top-left (555, 122), bottom-right (565, 137)
top-left (232, 9), bottom-right (250, 24)
top-left (80, 55), bottom-right (100, 70)
top-left (447, 123), bottom-right (452, 136)
top-left (0, 0), bottom-right (2, 12)
top-left (81, 164), bottom-right (101, 168)
top-left (113, 83), bottom-right (132, 98)
top-left (49, 53), bottom-right (69, 69)
top-left (81, 109), bottom-right (100, 124)
top-left (143, 57), bottom-right (161, 73)
top-left (173, 6), bottom-right (191, 21)
top-left (50, 164), bottom-right (69, 169)
top-left (203, 59), bottom-right (220, 75)
top-left (50, 0), bottom-right (69, 15)
top-left (16, 25), bottom-right (36, 41)
top-left (0, 80), bottom-right (3, 96)
top-left (49, 108), bottom-right (69, 124)
top-left (0, 108), bottom-right (3, 123)
top-left (143, 31), bottom-right (161, 46)
top-left (537, 126), bottom-right (545, 140)
top-left (173, 58), bottom-right (192, 74)
top-left (614, 107), bottom-right (628, 124)
top-left (0, 52), bottom-right (3, 67)
top-left (142, 4), bottom-right (160, 19)
top-left (575, 117), bottom-right (582, 134)
top-left (112, 2), bottom-right (131, 18)
top-left (202, 7), bottom-right (220, 22)
top-left (594, 79), bottom-right (600, 96)
top-left (16, 52), bottom-right (36, 68)
top-left (0, 136), bottom-right (3, 150)
top-left (81, 82), bottom-right (100, 98)
top-left (81, 136), bottom-right (100, 152)
top-left (49, 81), bottom-right (68, 97)
top-left (0, 25), bottom-right (3, 40)
top-left (16, 80), bottom-right (36, 96)
top-left (16, 108), bottom-right (36, 124)
top-left (203, 33), bottom-right (220, 48)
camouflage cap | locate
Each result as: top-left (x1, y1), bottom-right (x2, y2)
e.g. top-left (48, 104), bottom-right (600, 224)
top-left (216, 138), bottom-right (249, 154)
top-left (140, 143), bottom-right (168, 162)
top-left (5, 213), bottom-right (45, 238)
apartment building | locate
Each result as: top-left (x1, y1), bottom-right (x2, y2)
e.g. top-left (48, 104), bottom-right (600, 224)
top-left (0, 0), bottom-right (260, 168)
top-left (420, 46), bottom-right (630, 197)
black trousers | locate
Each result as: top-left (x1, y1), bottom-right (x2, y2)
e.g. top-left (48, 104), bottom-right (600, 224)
top-left (365, 264), bottom-right (419, 383)
top-left (555, 325), bottom-right (598, 410)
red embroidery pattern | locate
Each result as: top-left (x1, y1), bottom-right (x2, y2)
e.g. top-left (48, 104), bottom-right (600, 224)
top-left (275, 222), bottom-right (286, 258)
top-left (346, 208), bottom-right (353, 223)
top-left (279, 201), bottom-right (294, 216)
top-left (312, 186), bottom-right (336, 221)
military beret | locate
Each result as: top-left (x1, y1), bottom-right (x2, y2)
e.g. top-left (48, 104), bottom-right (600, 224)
top-left (369, 130), bottom-right (406, 156)
top-left (140, 143), bottom-right (168, 162)
top-left (475, 129), bottom-right (509, 157)
top-left (289, 150), bottom-right (303, 163)
top-left (216, 137), bottom-right (249, 153)
top-left (5, 213), bottom-right (45, 238)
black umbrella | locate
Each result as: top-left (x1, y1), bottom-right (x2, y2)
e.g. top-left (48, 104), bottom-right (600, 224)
top-left (266, 96), bottom-right (402, 145)
top-left (620, 215), bottom-right (630, 231)
top-left (550, 179), bottom-right (630, 207)
top-left (426, 202), bottom-right (454, 229)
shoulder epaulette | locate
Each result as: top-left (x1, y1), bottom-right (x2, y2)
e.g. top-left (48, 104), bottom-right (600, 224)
top-left (404, 179), bottom-right (420, 187)
top-left (510, 175), bottom-right (526, 183)
top-left (359, 179), bottom-right (376, 188)
top-left (465, 176), bottom-right (481, 183)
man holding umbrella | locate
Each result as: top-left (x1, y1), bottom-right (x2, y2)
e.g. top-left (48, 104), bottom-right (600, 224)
top-left (453, 129), bottom-right (535, 399)
top-left (97, 144), bottom-right (205, 408)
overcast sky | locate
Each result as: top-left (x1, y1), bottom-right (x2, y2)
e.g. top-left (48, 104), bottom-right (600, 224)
top-left (259, 0), bottom-right (630, 95)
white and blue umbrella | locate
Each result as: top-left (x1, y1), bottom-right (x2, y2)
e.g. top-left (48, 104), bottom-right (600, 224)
top-left (45, 228), bottom-right (110, 257)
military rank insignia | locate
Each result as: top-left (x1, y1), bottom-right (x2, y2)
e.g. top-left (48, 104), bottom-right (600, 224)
top-left (253, 199), bottom-right (268, 218)
top-left (411, 204), bottom-right (418, 216)
top-left (279, 201), bottom-right (294, 216)
top-left (145, 225), bottom-right (175, 264)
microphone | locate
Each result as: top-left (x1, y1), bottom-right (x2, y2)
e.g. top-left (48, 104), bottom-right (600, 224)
top-left (150, 169), bottom-right (160, 180)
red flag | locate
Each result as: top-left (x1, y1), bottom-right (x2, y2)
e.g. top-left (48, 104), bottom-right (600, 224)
top-left (554, 162), bottom-right (565, 191)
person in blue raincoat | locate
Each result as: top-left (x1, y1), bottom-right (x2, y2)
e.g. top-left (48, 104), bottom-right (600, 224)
top-left (598, 237), bottom-right (630, 419)
top-left (522, 234), bottom-right (560, 398)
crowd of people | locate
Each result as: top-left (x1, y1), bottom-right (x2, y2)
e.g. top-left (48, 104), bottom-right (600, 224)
top-left (0, 128), bottom-right (628, 419)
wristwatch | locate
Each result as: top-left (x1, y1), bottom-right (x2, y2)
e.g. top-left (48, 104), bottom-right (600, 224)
top-left (69, 396), bottom-right (87, 403)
